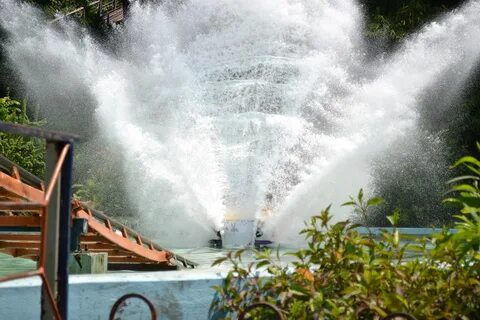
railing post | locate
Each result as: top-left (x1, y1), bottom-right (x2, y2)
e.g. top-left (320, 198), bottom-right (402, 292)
top-left (57, 142), bottom-right (73, 320)
top-left (122, 0), bottom-right (130, 21)
top-left (42, 141), bottom-right (61, 320)
top-left (0, 121), bottom-right (79, 320)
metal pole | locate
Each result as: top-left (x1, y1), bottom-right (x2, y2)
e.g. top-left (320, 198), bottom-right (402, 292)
top-left (57, 142), bottom-right (73, 320)
top-left (122, 0), bottom-right (129, 16)
top-left (42, 142), bottom-right (61, 320)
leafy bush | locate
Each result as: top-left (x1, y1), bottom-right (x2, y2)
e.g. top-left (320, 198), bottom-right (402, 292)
top-left (210, 149), bottom-right (480, 319)
top-left (368, 133), bottom-right (453, 227)
top-left (0, 96), bottom-right (45, 177)
top-left (364, 0), bottom-right (454, 42)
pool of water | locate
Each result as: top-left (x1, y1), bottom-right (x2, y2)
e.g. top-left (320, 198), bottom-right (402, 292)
top-left (0, 246), bottom-right (290, 277)
top-left (0, 253), bottom-right (36, 277)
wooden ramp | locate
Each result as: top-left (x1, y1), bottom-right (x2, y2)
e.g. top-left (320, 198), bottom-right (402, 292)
top-left (51, 0), bottom-right (127, 25)
top-left (0, 155), bottom-right (197, 270)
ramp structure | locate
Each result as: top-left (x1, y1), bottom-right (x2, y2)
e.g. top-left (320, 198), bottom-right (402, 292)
top-left (50, 0), bottom-right (127, 25)
top-left (0, 154), bottom-right (196, 270)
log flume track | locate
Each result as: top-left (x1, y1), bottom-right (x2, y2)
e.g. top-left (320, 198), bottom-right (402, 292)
top-left (0, 154), bottom-right (197, 271)
top-left (51, 0), bottom-right (127, 25)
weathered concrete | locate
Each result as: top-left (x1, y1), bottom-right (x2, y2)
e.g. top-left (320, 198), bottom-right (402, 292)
top-left (69, 253), bottom-right (108, 274)
top-left (0, 268), bottom-right (229, 319)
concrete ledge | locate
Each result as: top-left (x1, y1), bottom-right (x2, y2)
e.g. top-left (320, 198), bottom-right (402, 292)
top-left (69, 252), bottom-right (108, 274)
top-left (356, 227), bottom-right (457, 236)
top-left (0, 268), bottom-right (231, 319)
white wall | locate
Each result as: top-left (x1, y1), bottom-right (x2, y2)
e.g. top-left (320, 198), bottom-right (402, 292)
top-left (0, 269), bottom-right (230, 320)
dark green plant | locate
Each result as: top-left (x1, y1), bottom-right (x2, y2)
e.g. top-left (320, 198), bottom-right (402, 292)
top-left (342, 188), bottom-right (384, 228)
top-left (444, 142), bottom-right (480, 253)
top-left (365, 0), bottom-right (451, 42)
top-left (72, 139), bottom-right (136, 220)
top-left (364, 0), bottom-right (480, 228)
top-left (210, 150), bottom-right (480, 319)
top-left (369, 133), bottom-right (453, 227)
top-left (0, 96), bottom-right (45, 177)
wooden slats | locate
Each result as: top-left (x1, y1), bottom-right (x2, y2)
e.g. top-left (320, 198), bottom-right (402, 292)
top-left (0, 247), bottom-right (39, 258)
top-left (0, 234), bottom-right (40, 241)
top-left (0, 216), bottom-right (41, 227)
top-left (81, 243), bottom-right (118, 250)
top-left (0, 241), bottom-right (40, 249)
top-left (87, 249), bottom-right (132, 256)
top-left (108, 256), bottom-right (168, 264)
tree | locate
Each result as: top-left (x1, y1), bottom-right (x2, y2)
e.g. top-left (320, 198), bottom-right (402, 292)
top-left (0, 96), bottom-right (45, 177)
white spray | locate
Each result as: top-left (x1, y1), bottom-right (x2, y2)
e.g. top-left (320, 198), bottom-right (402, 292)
top-left (1, 0), bottom-right (480, 246)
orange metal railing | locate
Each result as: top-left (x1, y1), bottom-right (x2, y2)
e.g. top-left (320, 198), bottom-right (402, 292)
top-left (0, 122), bottom-right (197, 320)
top-left (0, 144), bottom-right (70, 320)
top-left (0, 150), bottom-right (197, 270)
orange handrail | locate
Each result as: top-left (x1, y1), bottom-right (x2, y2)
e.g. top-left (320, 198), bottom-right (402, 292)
top-left (44, 144), bottom-right (70, 203)
top-left (0, 144), bottom-right (71, 320)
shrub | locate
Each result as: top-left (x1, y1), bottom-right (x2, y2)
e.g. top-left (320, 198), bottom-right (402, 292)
top-left (210, 148), bottom-right (480, 320)
top-left (0, 95), bottom-right (45, 177)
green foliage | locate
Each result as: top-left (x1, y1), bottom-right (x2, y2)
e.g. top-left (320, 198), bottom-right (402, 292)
top-left (28, 0), bottom-right (108, 32)
top-left (364, 0), bottom-right (453, 42)
top-left (210, 150), bottom-right (480, 320)
top-left (342, 188), bottom-right (384, 227)
top-left (30, 0), bottom-right (90, 16)
top-left (72, 139), bottom-right (136, 222)
top-left (73, 180), bottom-right (102, 205)
top-left (369, 133), bottom-right (453, 227)
top-left (365, 0), bottom-right (480, 228)
top-left (0, 96), bottom-right (45, 177)
top-left (444, 143), bottom-right (480, 253)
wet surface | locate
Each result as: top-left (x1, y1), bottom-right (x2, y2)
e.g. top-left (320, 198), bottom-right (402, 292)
top-left (0, 253), bottom-right (36, 277)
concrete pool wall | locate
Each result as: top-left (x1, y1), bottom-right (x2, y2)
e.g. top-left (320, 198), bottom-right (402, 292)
top-left (0, 268), bottom-right (229, 320)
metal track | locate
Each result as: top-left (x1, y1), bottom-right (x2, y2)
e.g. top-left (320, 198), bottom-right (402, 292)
top-left (0, 158), bottom-right (197, 270)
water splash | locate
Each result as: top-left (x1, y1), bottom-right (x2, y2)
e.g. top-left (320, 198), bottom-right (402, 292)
top-left (1, 0), bottom-right (480, 246)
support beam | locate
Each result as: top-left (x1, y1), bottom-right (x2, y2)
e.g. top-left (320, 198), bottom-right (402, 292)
top-left (42, 142), bottom-right (61, 320)
top-left (58, 142), bottom-right (73, 319)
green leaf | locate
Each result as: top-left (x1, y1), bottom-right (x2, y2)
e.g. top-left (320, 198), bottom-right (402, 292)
top-left (367, 197), bottom-right (385, 207)
top-left (443, 197), bottom-right (462, 205)
top-left (341, 201), bottom-right (356, 207)
top-left (256, 260), bottom-right (271, 268)
top-left (358, 188), bottom-right (364, 203)
top-left (447, 175), bottom-right (480, 184)
top-left (457, 196), bottom-right (480, 208)
top-left (449, 184), bottom-right (478, 193)
top-left (289, 284), bottom-right (309, 297)
top-left (387, 209), bottom-right (400, 227)
top-left (393, 229), bottom-right (400, 246)
top-left (370, 306), bottom-right (388, 317)
top-left (212, 257), bottom-right (228, 266)
top-left (234, 249), bottom-right (245, 259)
top-left (451, 156), bottom-right (480, 168)
top-left (465, 164), bottom-right (480, 176)
top-left (405, 244), bottom-right (426, 252)
top-left (342, 286), bottom-right (362, 297)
